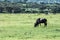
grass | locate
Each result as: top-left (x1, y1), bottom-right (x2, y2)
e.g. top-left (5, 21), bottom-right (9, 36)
top-left (0, 13), bottom-right (60, 40)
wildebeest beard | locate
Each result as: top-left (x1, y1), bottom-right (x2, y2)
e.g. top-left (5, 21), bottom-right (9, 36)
top-left (34, 18), bottom-right (47, 27)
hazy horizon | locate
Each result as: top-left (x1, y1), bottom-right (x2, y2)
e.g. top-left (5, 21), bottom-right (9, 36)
top-left (0, 0), bottom-right (60, 3)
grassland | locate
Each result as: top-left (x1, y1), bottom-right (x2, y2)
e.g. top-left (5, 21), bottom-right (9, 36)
top-left (0, 13), bottom-right (60, 40)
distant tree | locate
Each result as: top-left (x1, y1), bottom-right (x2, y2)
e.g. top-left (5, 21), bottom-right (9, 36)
top-left (19, 0), bottom-right (22, 3)
top-left (40, 1), bottom-right (45, 4)
top-left (0, 7), bottom-right (4, 13)
top-left (6, 7), bottom-right (13, 13)
top-left (23, 0), bottom-right (28, 3)
top-left (39, 5), bottom-right (46, 13)
top-left (4, 0), bottom-right (8, 2)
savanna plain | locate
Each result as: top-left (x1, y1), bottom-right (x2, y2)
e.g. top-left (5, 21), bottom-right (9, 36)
top-left (0, 13), bottom-right (60, 40)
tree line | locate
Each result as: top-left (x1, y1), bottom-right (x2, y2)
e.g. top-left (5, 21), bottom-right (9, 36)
top-left (0, 0), bottom-right (60, 14)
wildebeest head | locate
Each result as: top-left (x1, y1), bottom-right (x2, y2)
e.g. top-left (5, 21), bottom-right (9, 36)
top-left (34, 18), bottom-right (47, 27)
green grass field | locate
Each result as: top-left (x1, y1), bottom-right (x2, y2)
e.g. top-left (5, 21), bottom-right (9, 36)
top-left (0, 13), bottom-right (60, 40)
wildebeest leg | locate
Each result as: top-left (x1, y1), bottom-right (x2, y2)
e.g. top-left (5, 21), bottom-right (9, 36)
top-left (44, 22), bottom-right (47, 27)
top-left (40, 23), bottom-right (41, 26)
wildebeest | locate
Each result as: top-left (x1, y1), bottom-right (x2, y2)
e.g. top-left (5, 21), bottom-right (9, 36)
top-left (34, 18), bottom-right (47, 27)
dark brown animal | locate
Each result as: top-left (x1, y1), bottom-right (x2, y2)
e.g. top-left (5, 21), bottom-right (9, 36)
top-left (34, 18), bottom-right (47, 27)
